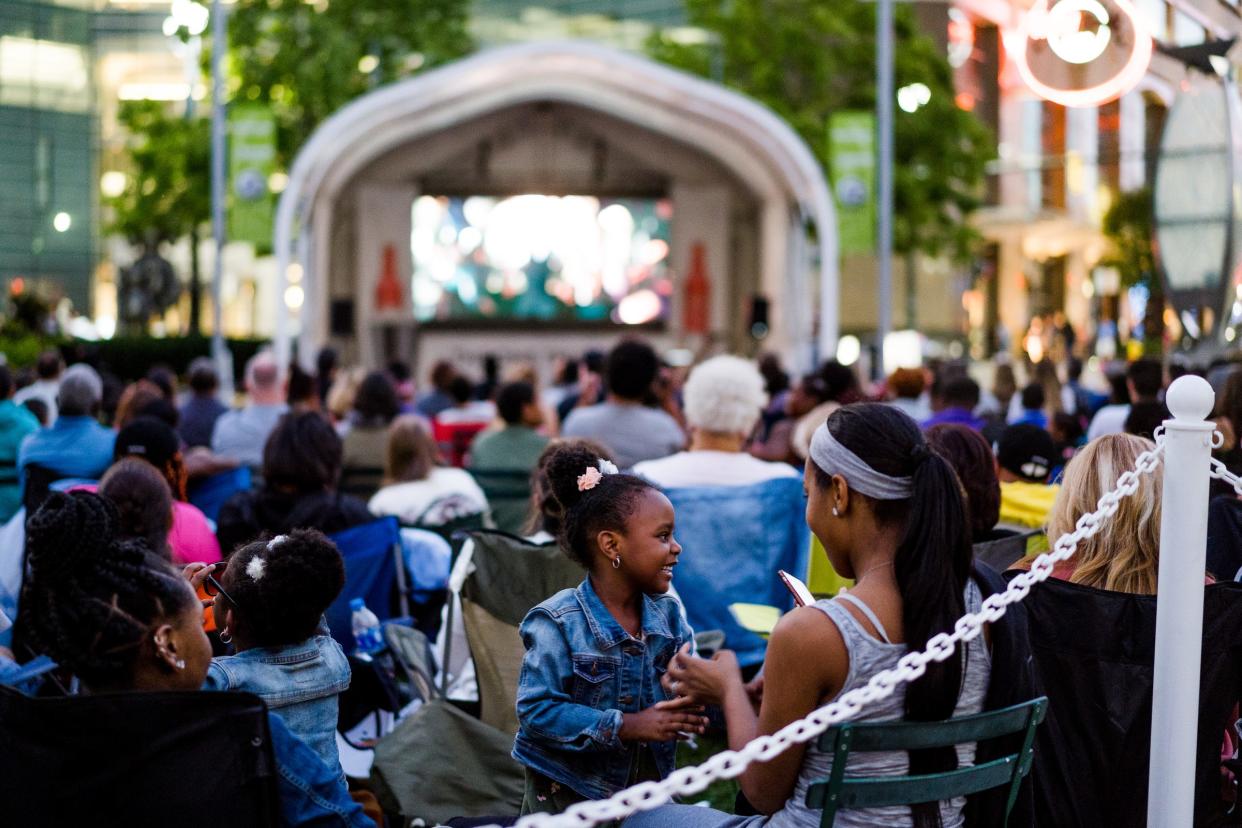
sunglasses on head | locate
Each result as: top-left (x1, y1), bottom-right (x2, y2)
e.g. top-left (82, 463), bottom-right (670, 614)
top-left (202, 573), bottom-right (239, 608)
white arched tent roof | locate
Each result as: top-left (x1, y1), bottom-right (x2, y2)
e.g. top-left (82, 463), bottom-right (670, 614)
top-left (273, 41), bottom-right (839, 369)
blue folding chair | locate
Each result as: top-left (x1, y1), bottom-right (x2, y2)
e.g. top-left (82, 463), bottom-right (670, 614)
top-left (326, 517), bottom-right (410, 653)
top-left (187, 466), bottom-right (252, 523)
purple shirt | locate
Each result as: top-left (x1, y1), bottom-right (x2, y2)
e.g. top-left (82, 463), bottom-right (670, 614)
top-left (921, 407), bottom-right (986, 431)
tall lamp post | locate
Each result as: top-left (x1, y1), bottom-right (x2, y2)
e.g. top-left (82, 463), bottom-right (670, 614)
top-left (876, 0), bottom-right (894, 378)
top-left (209, 0), bottom-right (231, 396)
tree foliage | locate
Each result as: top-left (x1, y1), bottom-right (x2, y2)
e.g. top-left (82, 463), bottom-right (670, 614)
top-left (1101, 187), bottom-right (1154, 289)
top-left (646, 0), bottom-right (994, 260)
top-left (107, 100), bottom-right (211, 246)
top-left (226, 0), bottom-right (474, 166)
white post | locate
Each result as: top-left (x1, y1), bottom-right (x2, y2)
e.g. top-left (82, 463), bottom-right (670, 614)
top-left (1148, 374), bottom-right (1217, 827)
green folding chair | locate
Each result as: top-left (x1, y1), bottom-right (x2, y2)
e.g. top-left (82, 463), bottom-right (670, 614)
top-left (806, 697), bottom-right (1047, 827)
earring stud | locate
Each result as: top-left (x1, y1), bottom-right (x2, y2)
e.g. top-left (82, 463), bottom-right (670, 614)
top-left (832, 506), bottom-right (839, 516)
top-left (175, 659), bottom-right (186, 670)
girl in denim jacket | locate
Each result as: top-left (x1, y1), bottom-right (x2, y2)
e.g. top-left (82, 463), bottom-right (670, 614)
top-left (203, 529), bottom-right (351, 772)
top-left (513, 443), bottom-right (708, 815)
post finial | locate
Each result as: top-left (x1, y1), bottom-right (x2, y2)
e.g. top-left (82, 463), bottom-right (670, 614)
top-left (1166, 374), bottom-right (1215, 422)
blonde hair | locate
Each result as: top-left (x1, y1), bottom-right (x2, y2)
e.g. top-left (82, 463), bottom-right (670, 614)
top-left (384, 415), bottom-right (441, 484)
top-left (1048, 433), bottom-right (1162, 594)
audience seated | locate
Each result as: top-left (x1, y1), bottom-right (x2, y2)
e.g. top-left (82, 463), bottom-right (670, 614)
top-left (178, 357), bottom-right (228, 449)
top-left (217, 411), bottom-right (373, 555)
top-left (921, 375), bottom-right (985, 431)
top-left (0, 366), bottom-right (39, 523)
top-left (12, 349), bottom-right (62, 422)
top-left (468, 381), bottom-right (550, 530)
top-left (115, 379), bottom-right (168, 429)
top-left (340, 371), bottom-right (402, 494)
top-left (750, 373), bottom-right (827, 465)
top-left (790, 361), bottom-right (864, 459)
top-left (203, 529), bottom-right (350, 772)
top-left (17, 491), bottom-right (372, 826)
top-left (435, 375), bottom-right (496, 426)
top-left (368, 415), bottom-right (488, 528)
top-left (1087, 358), bottom-right (1162, 441)
top-left (415, 360), bottom-right (459, 419)
top-left (634, 355), bottom-right (798, 488)
top-left (18, 363), bottom-right (115, 484)
top-left (925, 423), bottom-right (1002, 544)
top-left (211, 351), bottom-right (289, 471)
top-left (1010, 383), bottom-right (1048, 429)
top-left (885, 367), bottom-right (929, 422)
top-left (996, 424), bottom-right (1059, 530)
top-left (562, 339), bottom-right (685, 469)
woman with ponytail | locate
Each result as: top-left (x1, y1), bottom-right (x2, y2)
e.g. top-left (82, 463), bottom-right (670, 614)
top-left (626, 403), bottom-right (1021, 828)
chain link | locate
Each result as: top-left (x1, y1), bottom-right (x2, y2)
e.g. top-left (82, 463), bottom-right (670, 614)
top-left (498, 438), bottom-right (1168, 828)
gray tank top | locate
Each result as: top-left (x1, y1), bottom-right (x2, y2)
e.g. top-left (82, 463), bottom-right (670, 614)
top-left (767, 580), bottom-right (991, 828)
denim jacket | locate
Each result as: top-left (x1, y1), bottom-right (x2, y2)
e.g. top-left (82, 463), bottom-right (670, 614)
top-left (512, 577), bottom-right (694, 800)
top-left (267, 710), bottom-right (372, 827)
top-left (205, 624), bottom-right (351, 772)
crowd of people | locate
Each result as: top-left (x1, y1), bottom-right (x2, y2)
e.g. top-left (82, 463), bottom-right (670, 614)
top-left (1, 337), bottom-right (1240, 827)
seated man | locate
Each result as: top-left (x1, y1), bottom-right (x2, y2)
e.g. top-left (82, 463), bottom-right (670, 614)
top-left (996, 423), bottom-right (1059, 530)
top-left (634, 355), bottom-right (798, 488)
top-left (18, 363), bottom-right (115, 486)
top-left (211, 351), bottom-right (288, 471)
top-left (469, 381), bottom-right (548, 475)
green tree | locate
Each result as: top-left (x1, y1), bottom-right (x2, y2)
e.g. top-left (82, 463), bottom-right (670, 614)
top-left (646, 0), bottom-right (993, 260)
top-left (226, 0), bottom-right (474, 166)
top-left (1101, 187), bottom-right (1163, 353)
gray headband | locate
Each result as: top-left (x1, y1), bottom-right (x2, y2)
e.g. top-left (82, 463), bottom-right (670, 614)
top-left (809, 423), bottom-right (914, 500)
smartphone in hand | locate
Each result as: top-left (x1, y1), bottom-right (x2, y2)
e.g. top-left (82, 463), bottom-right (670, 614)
top-left (778, 570), bottom-right (815, 607)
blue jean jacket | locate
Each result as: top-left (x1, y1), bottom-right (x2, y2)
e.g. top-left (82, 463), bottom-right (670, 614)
top-left (512, 577), bottom-right (694, 800)
top-left (206, 626), bottom-right (351, 773)
top-left (267, 711), bottom-right (372, 827)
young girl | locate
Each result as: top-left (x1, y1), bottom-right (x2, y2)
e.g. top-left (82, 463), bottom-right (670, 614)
top-left (512, 443), bottom-right (707, 814)
top-left (200, 528), bottom-right (351, 773)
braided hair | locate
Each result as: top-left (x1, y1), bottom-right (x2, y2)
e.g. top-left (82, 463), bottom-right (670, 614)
top-left (23, 491), bottom-right (195, 687)
top-left (543, 443), bottom-right (657, 568)
top-left (222, 529), bottom-right (345, 646)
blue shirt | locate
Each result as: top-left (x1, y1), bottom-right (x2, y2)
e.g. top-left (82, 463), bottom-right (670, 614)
top-left (205, 626), bottom-right (351, 773)
top-left (17, 416), bottom-right (116, 485)
top-left (1010, 409), bottom-right (1048, 430)
top-left (266, 711), bottom-right (371, 827)
top-left (0, 401), bottom-right (38, 522)
top-left (512, 577), bottom-right (694, 800)
top-left (921, 407), bottom-right (986, 432)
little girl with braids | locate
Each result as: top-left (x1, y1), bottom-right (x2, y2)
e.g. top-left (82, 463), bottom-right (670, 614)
top-left (512, 443), bottom-right (707, 815)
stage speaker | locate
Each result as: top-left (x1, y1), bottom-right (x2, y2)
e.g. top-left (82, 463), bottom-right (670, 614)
top-left (330, 300), bottom-right (354, 336)
top-left (748, 295), bottom-right (770, 340)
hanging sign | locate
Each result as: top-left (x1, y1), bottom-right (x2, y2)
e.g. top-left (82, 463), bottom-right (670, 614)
top-left (228, 104), bottom-right (276, 246)
top-left (828, 111), bottom-right (876, 255)
top-left (1006, 0), bottom-right (1153, 108)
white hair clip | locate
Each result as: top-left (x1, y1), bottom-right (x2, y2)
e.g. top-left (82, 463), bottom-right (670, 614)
top-left (246, 557), bottom-right (267, 582)
top-left (598, 459), bottom-right (619, 475)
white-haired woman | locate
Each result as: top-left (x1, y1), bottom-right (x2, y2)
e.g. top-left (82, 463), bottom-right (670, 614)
top-left (632, 355), bottom-right (799, 488)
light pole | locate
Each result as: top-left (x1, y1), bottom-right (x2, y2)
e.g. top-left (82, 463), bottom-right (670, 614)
top-left (209, 0), bottom-right (231, 397)
top-left (876, 0), bottom-right (894, 377)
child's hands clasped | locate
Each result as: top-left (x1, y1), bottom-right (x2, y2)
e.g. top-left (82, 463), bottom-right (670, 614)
top-left (619, 695), bottom-right (709, 743)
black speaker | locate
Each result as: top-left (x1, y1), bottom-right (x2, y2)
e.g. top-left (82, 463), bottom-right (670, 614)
top-left (748, 295), bottom-right (770, 340)
top-left (330, 299), bottom-right (354, 336)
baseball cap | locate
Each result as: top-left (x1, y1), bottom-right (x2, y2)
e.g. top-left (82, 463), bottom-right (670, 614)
top-left (113, 416), bottom-right (180, 469)
top-left (996, 424), bottom-right (1056, 483)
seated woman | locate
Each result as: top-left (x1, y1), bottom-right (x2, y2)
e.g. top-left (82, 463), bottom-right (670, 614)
top-left (217, 411), bottom-right (373, 555)
top-left (19, 491), bottom-right (371, 826)
top-left (626, 403), bottom-right (1026, 828)
top-left (924, 423), bottom-right (1001, 544)
top-left (367, 415), bottom-right (488, 528)
top-left (1010, 432), bottom-right (1163, 590)
top-left (203, 529), bottom-right (350, 772)
top-left (339, 371), bottom-right (402, 496)
top-left (98, 457), bottom-right (175, 559)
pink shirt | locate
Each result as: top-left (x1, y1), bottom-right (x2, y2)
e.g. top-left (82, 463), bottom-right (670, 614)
top-left (72, 484), bottom-right (221, 565)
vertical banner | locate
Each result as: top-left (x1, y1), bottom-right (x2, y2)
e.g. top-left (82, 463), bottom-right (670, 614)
top-left (228, 104), bottom-right (276, 246)
top-left (829, 111), bottom-right (876, 255)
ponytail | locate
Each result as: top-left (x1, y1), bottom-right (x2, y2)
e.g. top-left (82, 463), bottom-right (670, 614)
top-left (821, 404), bottom-right (973, 828)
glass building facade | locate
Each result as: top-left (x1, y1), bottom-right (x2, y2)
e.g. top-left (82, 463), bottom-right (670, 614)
top-left (0, 0), bottom-right (97, 313)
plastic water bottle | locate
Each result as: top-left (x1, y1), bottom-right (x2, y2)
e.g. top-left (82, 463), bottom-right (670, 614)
top-left (350, 598), bottom-right (384, 656)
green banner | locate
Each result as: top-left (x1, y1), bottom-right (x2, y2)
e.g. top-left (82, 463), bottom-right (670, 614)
top-left (228, 104), bottom-right (276, 246)
top-left (828, 111), bottom-right (876, 255)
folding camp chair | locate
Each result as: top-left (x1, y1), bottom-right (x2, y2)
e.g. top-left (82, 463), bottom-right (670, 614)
top-left (432, 420), bottom-right (488, 468)
top-left (0, 685), bottom-right (280, 827)
top-left (469, 468), bottom-right (534, 534)
top-left (973, 528), bottom-right (1042, 573)
top-left (806, 697), bottom-right (1048, 827)
top-left (187, 465), bottom-right (252, 523)
top-left (326, 516), bottom-right (411, 653)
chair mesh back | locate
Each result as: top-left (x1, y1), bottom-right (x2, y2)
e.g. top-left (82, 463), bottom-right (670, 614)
top-left (0, 687), bottom-right (278, 827)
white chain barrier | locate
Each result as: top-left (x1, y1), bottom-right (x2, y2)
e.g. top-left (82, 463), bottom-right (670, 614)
top-left (497, 436), bottom-right (1170, 828)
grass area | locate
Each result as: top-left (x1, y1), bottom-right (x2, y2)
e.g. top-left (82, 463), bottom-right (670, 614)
top-left (676, 733), bottom-right (738, 812)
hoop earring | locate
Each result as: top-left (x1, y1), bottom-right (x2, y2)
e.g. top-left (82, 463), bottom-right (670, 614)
top-left (220, 629), bottom-right (233, 645)
top-left (612, 556), bottom-right (621, 570)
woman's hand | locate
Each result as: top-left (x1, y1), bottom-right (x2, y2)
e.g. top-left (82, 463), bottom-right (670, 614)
top-left (182, 562), bottom-right (216, 590)
top-left (667, 648), bottom-right (744, 707)
top-left (619, 695), bottom-right (709, 743)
